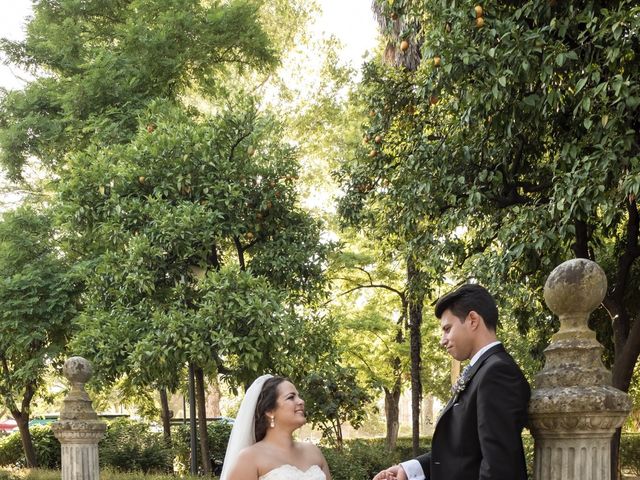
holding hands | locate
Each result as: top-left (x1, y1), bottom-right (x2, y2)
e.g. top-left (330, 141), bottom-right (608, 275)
top-left (373, 465), bottom-right (407, 480)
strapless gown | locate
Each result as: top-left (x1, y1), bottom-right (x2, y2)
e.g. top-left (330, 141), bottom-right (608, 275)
top-left (259, 464), bottom-right (326, 480)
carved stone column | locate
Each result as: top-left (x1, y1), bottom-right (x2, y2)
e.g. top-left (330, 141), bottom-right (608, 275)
top-left (529, 259), bottom-right (631, 480)
top-left (52, 357), bottom-right (107, 480)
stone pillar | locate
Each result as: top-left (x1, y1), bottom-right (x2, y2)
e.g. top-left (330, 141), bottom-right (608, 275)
top-left (52, 357), bottom-right (107, 480)
top-left (529, 259), bottom-right (632, 480)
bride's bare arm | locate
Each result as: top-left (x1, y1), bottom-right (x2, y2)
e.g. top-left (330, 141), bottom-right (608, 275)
top-left (320, 456), bottom-right (332, 480)
top-left (226, 448), bottom-right (259, 480)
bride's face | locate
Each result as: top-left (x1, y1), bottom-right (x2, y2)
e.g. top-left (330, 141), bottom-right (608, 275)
top-left (269, 381), bottom-right (306, 428)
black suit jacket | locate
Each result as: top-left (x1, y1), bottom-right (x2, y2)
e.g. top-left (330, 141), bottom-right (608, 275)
top-left (416, 344), bottom-right (530, 480)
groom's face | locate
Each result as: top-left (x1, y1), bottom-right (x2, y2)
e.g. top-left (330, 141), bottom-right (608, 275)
top-left (439, 308), bottom-right (474, 361)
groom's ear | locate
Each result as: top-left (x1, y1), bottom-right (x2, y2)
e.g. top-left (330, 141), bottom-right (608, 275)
top-left (467, 311), bottom-right (483, 330)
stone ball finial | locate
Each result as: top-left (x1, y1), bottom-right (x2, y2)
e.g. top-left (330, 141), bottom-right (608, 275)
top-left (63, 356), bottom-right (93, 384)
top-left (544, 258), bottom-right (607, 317)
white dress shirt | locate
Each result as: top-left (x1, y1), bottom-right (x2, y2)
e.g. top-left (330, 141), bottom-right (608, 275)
top-left (399, 341), bottom-right (502, 480)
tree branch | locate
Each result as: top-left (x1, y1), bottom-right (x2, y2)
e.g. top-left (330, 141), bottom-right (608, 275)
top-left (232, 236), bottom-right (246, 271)
top-left (572, 219), bottom-right (590, 259)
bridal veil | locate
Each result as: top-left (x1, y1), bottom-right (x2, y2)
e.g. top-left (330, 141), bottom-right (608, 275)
top-left (219, 374), bottom-right (273, 480)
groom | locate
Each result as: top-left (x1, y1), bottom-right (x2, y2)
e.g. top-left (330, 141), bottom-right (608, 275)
top-left (374, 283), bottom-right (530, 480)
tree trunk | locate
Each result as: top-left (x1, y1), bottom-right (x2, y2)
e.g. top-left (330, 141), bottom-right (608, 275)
top-left (603, 256), bottom-right (640, 480)
top-left (611, 428), bottom-right (622, 480)
top-left (188, 364), bottom-right (198, 475)
top-left (333, 419), bottom-right (343, 449)
top-left (610, 315), bottom-right (640, 480)
top-left (12, 410), bottom-right (36, 467)
top-left (159, 388), bottom-right (172, 445)
top-left (407, 257), bottom-right (424, 457)
top-left (383, 385), bottom-right (401, 451)
top-left (194, 366), bottom-right (211, 475)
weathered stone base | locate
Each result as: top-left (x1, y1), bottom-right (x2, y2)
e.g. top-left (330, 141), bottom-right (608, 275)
top-left (61, 444), bottom-right (101, 480)
top-left (534, 438), bottom-right (610, 480)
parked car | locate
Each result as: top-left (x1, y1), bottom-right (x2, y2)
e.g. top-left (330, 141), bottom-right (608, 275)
top-left (0, 419), bottom-right (17, 434)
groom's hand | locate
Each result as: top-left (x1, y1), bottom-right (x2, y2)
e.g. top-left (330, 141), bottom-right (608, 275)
top-left (373, 465), bottom-right (406, 480)
top-left (372, 470), bottom-right (393, 480)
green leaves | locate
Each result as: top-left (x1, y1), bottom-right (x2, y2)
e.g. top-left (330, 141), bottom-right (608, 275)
top-left (0, 0), bottom-right (281, 180)
top-left (67, 97), bottom-right (332, 390)
top-left (345, 0), bottom-right (640, 389)
top-left (0, 205), bottom-right (78, 422)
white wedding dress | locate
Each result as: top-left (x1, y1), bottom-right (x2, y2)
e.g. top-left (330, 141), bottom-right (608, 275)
top-left (259, 464), bottom-right (326, 480)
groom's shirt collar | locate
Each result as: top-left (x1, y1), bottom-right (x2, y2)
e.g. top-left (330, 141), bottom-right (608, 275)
top-left (470, 341), bottom-right (501, 366)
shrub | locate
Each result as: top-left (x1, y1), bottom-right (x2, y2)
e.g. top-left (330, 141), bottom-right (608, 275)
top-left (28, 428), bottom-right (60, 470)
top-left (523, 433), bottom-right (534, 477)
top-left (320, 446), bottom-right (367, 480)
top-left (99, 419), bottom-right (171, 473)
top-left (0, 426), bottom-right (59, 469)
top-left (345, 439), bottom-right (399, 478)
top-left (0, 432), bottom-right (24, 467)
top-left (172, 420), bottom-right (232, 475)
top-left (321, 437), bottom-right (431, 480)
top-left (207, 420), bottom-right (233, 473)
top-left (621, 433), bottom-right (640, 476)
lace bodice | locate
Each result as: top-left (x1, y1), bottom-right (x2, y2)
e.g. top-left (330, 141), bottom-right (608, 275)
top-left (259, 464), bottom-right (326, 480)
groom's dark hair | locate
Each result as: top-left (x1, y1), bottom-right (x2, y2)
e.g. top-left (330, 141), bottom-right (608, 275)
top-left (435, 283), bottom-right (499, 331)
top-left (254, 376), bottom-right (288, 441)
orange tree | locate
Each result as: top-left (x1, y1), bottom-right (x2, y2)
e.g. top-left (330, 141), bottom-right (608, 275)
top-left (339, 0), bottom-right (640, 471)
top-left (61, 98), bottom-right (332, 472)
top-left (0, 0), bottom-right (335, 471)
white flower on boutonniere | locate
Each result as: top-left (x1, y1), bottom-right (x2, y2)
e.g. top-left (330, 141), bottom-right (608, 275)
top-left (451, 365), bottom-right (471, 395)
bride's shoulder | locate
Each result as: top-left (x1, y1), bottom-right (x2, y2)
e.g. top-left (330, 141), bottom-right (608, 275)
top-left (294, 440), bottom-right (324, 459)
top-left (236, 443), bottom-right (263, 461)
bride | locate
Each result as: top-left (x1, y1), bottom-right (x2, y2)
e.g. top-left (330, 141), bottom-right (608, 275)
top-left (220, 374), bottom-right (331, 480)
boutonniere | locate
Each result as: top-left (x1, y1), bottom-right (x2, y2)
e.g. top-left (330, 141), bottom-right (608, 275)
top-left (451, 366), bottom-right (471, 395)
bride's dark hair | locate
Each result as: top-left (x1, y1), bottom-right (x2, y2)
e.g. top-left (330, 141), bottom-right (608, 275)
top-left (254, 376), bottom-right (287, 441)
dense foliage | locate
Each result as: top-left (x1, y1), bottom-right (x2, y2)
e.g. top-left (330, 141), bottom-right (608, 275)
top-left (341, 0), bottom-right (640, 393)
top-left (0, 425), bottom-right (639, 479)
top-left (0, 0), bottom-right (358, 466)
top-left (0, 207), bottom-right (80, 466)
top-left (0, 0), bottom-right (277, 180)
top-left (172, 420), bottom-right (232, 475)
top-left (100, 419), bottom-right (172, 473)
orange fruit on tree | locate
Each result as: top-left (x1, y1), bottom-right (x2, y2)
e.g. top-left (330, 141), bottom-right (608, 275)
top-left (433, 55), bottom-right (442, 67)
top-left (476, 17), bottom-right (485, 28)
top-left (474, 5), bottom-right (484, 17)
top-left (400, 40), bottom-right (410, 52)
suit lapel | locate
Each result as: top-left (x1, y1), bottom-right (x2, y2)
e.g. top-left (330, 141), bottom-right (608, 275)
top-left (435, 344), bottom-right (505, 423)
top-left (463, 343), bottom-right (505, 384)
